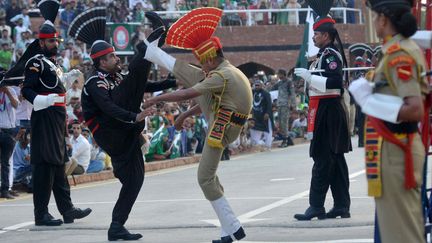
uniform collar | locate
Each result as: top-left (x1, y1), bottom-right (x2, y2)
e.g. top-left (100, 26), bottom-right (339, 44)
top-left (381, 34), bottom-right (404, 54)
top-left (214, 59), bottom-right (230, 71)
top-left (317, 43), bottom-right (336, 57)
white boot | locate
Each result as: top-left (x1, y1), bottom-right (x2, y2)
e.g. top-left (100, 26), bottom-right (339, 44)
top-left (211, 196), bottom-right (242, 239)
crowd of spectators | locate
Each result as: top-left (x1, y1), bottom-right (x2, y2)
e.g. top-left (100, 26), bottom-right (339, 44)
top-left (0, 0), bottom-right (356, 199)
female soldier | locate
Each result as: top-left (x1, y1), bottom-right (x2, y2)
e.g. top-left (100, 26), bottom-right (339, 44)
top-left (349, 1), bottom-right (429, 242)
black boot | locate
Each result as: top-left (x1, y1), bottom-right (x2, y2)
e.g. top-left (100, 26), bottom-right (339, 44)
top-left (0, 190), bottom-right (15, 199)
top-left (35, 213), bottom-right (63, 226)
top-left (108, 222), bottom-right (143, 241)
top-left (326, 207), bottom-right (350, 219)
top-left (286, 136), bottom-right (294, 146)
top-left (212, 227), bottom-right (246, 243)
top-left (294, 206), bottom-right (326, 221)
top-left (63, 207), bottom-right (92, 223)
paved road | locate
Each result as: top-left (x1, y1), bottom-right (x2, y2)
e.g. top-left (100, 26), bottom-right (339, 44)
top-left (0, 138), bottom-right (377, 243)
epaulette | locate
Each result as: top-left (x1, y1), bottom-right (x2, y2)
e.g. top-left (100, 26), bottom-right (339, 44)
top-left (386, 43), bottom-right (401, 54)
top-left (25, 54), bottom-right (45, 73)
top-left (97, 71), bottom-right (108, 80)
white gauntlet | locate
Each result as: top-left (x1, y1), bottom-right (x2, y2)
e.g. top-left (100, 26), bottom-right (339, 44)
top-left (143, 38), bottom-right (176, 72)
top-left (33, 94), bottom-right (63, 111)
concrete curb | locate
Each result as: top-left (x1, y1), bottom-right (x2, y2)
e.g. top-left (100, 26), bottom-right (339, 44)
top-left (67, 138), bottom-right (309, 186)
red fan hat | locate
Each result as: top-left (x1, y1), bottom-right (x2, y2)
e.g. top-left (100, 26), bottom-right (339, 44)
top-left (166, 7), bottom-right (223, 63)
top-left (39, 20), bottom-right (59, 39)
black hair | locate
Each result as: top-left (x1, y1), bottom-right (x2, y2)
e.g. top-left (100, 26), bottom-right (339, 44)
top-left (375, 6), bottom-right (417, 37)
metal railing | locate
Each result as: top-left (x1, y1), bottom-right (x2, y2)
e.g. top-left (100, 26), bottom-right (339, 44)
top-left (143, 7), bottom-right (363, 27)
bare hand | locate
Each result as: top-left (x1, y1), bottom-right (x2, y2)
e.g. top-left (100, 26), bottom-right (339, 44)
top-left (142, 97), bottom-right (157, 109)
top-left (264, 113), bottom-right (269, 121)
top-left (136, 106), bottom-right (156, 122)
top-left (174, 114), bottom-right (187, 131)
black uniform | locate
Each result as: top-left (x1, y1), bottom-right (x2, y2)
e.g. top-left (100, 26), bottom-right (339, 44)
top-left (81, 43), bottom-right (176, 226)
top-left (309, 44), bottom-right (352, 210)
top-left (21, 54), bottom-right (74, 220)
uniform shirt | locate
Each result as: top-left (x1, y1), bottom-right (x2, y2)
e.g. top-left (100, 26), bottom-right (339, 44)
top-left (309, 43), bottom-right (344, 95)
top-left (22, 54), bottom-right (68, 165)
top-left (82, 70), bottom-right (137, 126)
top-left (191, 60), bottom-right (253, 115)
top-left (373, 34), bottom-right (429, 132)
top-left (0, 87), bottom-right (18, 128)
top-left (272, 78), bottom-right (295, 107)
top-left (70, 134), bottom-right (91, 171)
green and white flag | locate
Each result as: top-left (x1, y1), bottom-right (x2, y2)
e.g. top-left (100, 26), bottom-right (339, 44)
top-left (169, 131), bottom-right (182, 159)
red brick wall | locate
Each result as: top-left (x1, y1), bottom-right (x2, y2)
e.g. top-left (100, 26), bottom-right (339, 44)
top-left (170, 24), bottom-right (366, 72)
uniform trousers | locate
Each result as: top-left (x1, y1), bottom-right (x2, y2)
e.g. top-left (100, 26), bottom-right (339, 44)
top-left (32, 163), bottom-right (73, 220)
top-left (375, 134), bottom-right (425, 243)
top-left (0, 129), bottom-right (15, 192)
top-left (111, 144), bottom-right (144, 225)
top-left (310, 150), bottom-right (350, 209)
top-left (277, 106), bottom-right (290, 137)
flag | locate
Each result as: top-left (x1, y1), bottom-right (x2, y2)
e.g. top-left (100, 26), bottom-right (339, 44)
top-left (295, 10), bottom-right (318, 69)
top-left (169, 131), bottom-right (182, 159)
top-left (307, 12), bottom-right (319, 58)
top-left (148, 124), bottom-right (168, 152)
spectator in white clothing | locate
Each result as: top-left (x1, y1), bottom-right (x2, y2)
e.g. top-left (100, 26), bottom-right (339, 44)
top-left (66, 80), bottom-right (82, 103)
top-left (69, 121), bottom-right (91, 175)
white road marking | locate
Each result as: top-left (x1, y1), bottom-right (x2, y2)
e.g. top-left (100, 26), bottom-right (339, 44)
top-left (270, 178), bottom-right (295, 182)
top-left (202, 170), bottom-right (365, 227)
top-left (0, 221), bottom-right (34, 234)
top-left (201, 240), bottom-right (373, 243)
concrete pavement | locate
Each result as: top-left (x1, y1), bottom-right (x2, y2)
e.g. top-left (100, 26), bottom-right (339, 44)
top-left (0, 138), bottom-right (379, 243)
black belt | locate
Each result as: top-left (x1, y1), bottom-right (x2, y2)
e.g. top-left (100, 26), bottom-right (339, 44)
top-left (229, 112), bottom-right (248, 126)
top-left (384, 121), bottom-right (418, 134)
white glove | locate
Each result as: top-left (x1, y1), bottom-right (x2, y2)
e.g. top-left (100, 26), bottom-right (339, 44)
top-left (143, 38), bottom-right (176, 72)
top-left (62, 69), bottom-right (82, 86)
top-left (294, 68), bottom-right (312, 83)
top-left (33, 94), bottom-right (63, 111)
top-left (348, 77), bottom-right (372, 107)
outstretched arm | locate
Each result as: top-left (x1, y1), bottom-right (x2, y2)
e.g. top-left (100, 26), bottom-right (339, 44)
top-left (145, 78), bottom-right (177, 92)
top-left (144, 88), bottom-right (201, 108)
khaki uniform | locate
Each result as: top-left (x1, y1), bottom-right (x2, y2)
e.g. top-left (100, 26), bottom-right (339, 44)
top-left (173, 60), bottom-right (252, 200)
top-left (371, 34), bottom-right (429, 243)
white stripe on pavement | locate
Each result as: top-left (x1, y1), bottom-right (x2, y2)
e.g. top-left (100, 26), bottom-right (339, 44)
top-left (202, 240), bottom-right (373, 243)
top-left (237, 170), bottom-right (365, 221)
top-left (0, 221), bottom-right (34, 234)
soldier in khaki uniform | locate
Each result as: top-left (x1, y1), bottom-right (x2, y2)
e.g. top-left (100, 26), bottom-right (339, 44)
top-left (349, 1), bottom-right (429, 242)
top-left (142, 8), bottom-right (252, 243)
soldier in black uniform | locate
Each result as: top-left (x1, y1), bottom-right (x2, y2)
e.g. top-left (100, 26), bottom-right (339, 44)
top-left (69, 9), bottom-right (176, 241)
top-left (293, 0), bottom-right (351, 220)
top-left (21, 20), bottom-right (92, 226)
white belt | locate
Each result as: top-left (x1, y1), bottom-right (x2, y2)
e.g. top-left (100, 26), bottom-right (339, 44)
top-left (309, 88), bottom-right (341, 97)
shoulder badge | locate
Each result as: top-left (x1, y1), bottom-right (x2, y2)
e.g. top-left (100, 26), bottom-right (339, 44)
top-left (386, 43), bottom-right (401, 54)
top-left (329, 61), bottom-right (338, 70)
top-left (29, 67), bottom-right (39, 72)
top-left (396, 65), bottom-right (412, 81)
top-left (388, 55), bottom-right (415, 67)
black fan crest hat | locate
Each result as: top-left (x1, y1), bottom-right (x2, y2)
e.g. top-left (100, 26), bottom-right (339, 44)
top-left (306, 0), bottom-right (336, 32)
top-left (0, 0), bottom-right (60, 87)
top-left (68, 7), bottom-right (114, 60)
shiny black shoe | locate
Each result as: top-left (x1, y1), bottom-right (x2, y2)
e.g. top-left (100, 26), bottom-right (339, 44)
top-left (326, 207), bottom-right (351, 219)
top-left (212, 227), bottom-right (246, 243)
top-left (35, 213), bottom-right (63, 226)
top-left (108, 222), bottom-right (143, 241)
top-left (63, 207), bottom-right (92, 223)
top-left (0, 190), bottom-right (15, 199)
top-left (294, 206), bottom-right (326, 221)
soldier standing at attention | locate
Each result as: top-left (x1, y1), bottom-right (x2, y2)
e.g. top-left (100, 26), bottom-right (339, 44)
top-left (293, 0), bottom-right (352, 221)
top-left (142, 8), bottom-right (252, 243)
top-left (349, 0), bottom-right (429, 242)
top-left (22, 16), bottom-right (91, 228)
